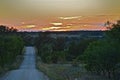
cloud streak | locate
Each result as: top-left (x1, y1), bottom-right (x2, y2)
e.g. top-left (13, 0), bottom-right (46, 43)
top-left (59, 16), bottom-right (82, 20)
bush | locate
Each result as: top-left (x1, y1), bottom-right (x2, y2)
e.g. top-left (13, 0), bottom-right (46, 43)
top-left (0, 35), bottom-right (24, 68)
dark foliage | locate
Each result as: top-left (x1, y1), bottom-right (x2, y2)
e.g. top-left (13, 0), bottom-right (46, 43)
top-left (0, 35), bottom-right (24, 68)
top-left (83, 20), bottom-right (120, 79)
top-left (0, 25), bottom-right (17, 32)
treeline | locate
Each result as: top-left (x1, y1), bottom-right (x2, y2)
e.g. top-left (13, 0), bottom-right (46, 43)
top-left (36, 20), bottom-right (120, 79)
top-left (35, 33), bottom-right (96, 63)
top-left (0, 25), bottom-right (17, 32)
top-left (0, 26), bottom-right (24, 71)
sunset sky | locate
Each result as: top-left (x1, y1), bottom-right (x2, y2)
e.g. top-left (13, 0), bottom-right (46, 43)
top-left (0, 0), bottom-right (120, 31)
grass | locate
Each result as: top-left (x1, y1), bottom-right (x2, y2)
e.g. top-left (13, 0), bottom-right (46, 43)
top-left (37, 57), bottom-right (86, 80)
top-left (0, 55), bottom-right (24, 77)
top-left (37, 57), bottom-right (110, 80)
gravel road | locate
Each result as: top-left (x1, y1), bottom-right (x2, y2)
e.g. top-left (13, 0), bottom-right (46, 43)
top-left (1, 47), bottom-right (49, 80)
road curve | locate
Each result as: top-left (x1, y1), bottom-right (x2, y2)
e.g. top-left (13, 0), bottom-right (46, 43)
top-left (1, 47), bottom-right (49, 80)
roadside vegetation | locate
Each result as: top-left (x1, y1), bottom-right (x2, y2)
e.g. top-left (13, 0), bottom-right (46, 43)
top-left (35, 33), bottom-right (95, 64)
top-left (0, 25), bottom-right (24, 75)
top-left (82, 20), bottom-right (120, 80)
top-left (36, 20), bottom-right (120, 80)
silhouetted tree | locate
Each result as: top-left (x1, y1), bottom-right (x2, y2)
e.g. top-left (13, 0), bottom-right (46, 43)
top-left (105, 21), bottom-right (111, 27)
top-left (106, 20), bottom-right (120, 41)
top-left (0, 25), bottom-right (17, 32)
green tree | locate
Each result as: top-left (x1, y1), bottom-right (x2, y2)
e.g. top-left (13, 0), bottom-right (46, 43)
top-left (83, 20), bottom-right (120, 79)
top-left (53, 37), bottom-right (66, 51)
top-left (67, 39), bottom-right (96, 61)
top-left (36, 33), bottom-right (67, 63)
top-left (106, 20), bottom-right (120, 41)
top-left (0, 35), bottom-right (24, 68)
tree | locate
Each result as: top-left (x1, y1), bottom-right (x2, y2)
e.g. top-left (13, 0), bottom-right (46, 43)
top-left (0, 35), bottom-right (24, 68)
top-left (53, 37), bottom-right (66, 51)
top-left (67, 39), bottom-right (96, 61)
top-left (104, 21), bottom-right (112, 28)
top-left (0, 25), bottom-right (17, 32)
top-left (83, 40), bottom-right (120, 78)
top-left (82, 20), bottom-right (120, 79)
top-left (106, 20), bottom-right (120, 41)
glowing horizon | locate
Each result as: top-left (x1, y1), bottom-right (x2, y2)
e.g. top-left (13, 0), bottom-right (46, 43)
top-left (0, 0), bottom-right (120, 31)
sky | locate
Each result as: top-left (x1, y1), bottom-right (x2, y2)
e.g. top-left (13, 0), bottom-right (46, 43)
top-left (0, 0), bottom-right (120, 31)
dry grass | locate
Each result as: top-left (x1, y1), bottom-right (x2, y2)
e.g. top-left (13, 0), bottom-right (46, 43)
top-left (37, 57), bottom-right (110, 80)
top-left (37, 57), bottom-right (85, 80)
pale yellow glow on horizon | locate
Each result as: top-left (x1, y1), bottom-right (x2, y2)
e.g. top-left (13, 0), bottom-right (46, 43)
top-left (51, 23), bottom-right (63, 26)
top-left (59, 16), bottom-right (82, 20)
top-left (42, 26), bottom-right (72, 31)
top-left (18, 25), bottom-right (36, 29)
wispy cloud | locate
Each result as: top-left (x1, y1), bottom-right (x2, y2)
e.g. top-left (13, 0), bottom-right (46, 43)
top-left (42, 26), bottom-right (71, 31)
top-left (59, 16), bottom-right (82, 20)
top-left (17, 24), bottom-right (36, 29)
top-left (51, 23), bottom-right (63, 26)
